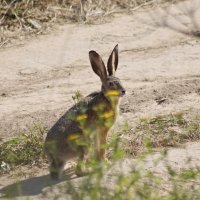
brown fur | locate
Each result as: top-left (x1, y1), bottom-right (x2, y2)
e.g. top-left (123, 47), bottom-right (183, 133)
top-left (44, 45), bottom-right (126, 180)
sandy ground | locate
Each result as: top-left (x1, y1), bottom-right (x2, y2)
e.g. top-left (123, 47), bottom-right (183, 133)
top-left (0, 0), bottom-right (200, 199)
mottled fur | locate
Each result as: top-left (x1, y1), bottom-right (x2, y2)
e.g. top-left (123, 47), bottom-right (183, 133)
top-left (44, 45), bottom-right (125, 180)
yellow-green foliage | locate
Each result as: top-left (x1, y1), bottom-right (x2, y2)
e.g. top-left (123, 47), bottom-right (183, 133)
top-left (0, 123), bottom-right (46, 173)
top-left (123, 112), bottom-right (200, 156)
top-left (1, 112), bottom-right (200, 199)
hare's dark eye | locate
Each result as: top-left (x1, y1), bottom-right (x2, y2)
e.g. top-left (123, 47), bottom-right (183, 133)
top-left (109, 82), bottom-right (114, 86)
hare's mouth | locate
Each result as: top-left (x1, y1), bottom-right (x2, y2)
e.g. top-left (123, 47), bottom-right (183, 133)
top-left (105, 90), bottom-right (120, 97)
top-left (105, 90), bottom-right (126, 97)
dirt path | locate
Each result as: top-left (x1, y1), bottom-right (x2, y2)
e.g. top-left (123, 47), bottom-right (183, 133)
top-left (1, 1), bottom-right (200, 137)
top-left (0, 0), bottom-right (200, 198)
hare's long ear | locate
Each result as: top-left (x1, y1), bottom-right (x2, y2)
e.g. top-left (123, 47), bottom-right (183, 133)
top-left (89, 51), bottom-right (107, 82)
top-left (107, 44), bottom-right (118, 76)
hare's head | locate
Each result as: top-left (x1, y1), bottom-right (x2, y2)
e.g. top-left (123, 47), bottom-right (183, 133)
top-left (89, 45), bottom-right (126, 99)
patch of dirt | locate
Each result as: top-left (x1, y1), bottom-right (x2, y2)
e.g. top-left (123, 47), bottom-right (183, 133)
top-left (1, 0), bottom-right (200, 198)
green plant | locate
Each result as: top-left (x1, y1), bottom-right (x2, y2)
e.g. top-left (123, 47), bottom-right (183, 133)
top-left (40, 133), bottom-right (200, 200)
top-left (1, 111), bottom-right (200, 199)
top-left (123, 112), bottom-right (200, 157)
top-left (0, 123), bottom-right (46, 173)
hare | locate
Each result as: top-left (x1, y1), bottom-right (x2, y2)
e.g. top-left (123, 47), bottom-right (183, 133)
top-left (44, 45), bottom-right (126, 180)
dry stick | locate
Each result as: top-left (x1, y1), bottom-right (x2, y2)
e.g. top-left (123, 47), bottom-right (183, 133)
top-left (0, 39), bottom-right (9, 48)
top-left (104, 0), bottom-right (157, 18)
top-left (0, 0), bottom-right (17, 25)
top-left (11, 9), bottom-right (23, 30)
top-left (22, 3), bottom-right (31, 17)
top-left (80, 0), bottom-right (86, 21)
top-left (103, 7), bottom-right (124, 18)
top-left (130, 0), bottom-right (157, 12)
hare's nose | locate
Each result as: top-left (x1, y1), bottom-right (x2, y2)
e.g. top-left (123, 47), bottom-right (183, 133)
top-left (122, 90), bottom-right (126, 95)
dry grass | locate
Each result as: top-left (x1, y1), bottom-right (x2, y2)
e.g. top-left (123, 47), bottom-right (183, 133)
top-left (1, 0), bottom-right (198, 47)
top-left (122, 112), bottom-right (200, 156)
top-left (1, 112), bottom-right (199, 173)
top-left (0, 0), bottom-right (177, 47)
top-left (0, 0), bottom-right (154, 29)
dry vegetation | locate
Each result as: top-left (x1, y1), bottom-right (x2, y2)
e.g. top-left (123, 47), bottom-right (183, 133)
top-left (122, 112), bottom-right (200, 157)
top-left (1, 0), bottom-right (200, 199)
top-left (0, 0), bottom-right (183, 47)
top-left (1, 114), bottom-right (200, 199)
top-left (1, 110), bottom-right (199, 175)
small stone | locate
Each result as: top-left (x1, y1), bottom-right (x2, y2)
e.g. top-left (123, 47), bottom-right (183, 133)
top-left (27, 19), bottom-right (42, 30)
top-left (1, 93), bottom-right (6, 97)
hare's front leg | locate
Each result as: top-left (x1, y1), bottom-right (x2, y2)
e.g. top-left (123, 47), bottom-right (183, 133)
top-left (96, 129), bottom-right (108, 161)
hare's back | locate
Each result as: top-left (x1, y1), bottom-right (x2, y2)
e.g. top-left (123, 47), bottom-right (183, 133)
top-left (46, 91), bottom-right (102, 141)
top-left (46, 108), bottom-right (84, 143)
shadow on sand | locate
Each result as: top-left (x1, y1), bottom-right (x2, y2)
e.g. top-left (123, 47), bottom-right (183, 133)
top-left (0, 169), bottom-right (78, 199)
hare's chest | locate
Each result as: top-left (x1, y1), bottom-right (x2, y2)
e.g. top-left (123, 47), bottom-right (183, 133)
top-left (95, 107), bottom-right (118, 130)
top-left (100, 100), bottom-right (120, 127)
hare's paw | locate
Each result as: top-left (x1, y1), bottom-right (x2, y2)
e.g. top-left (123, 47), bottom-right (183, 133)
top-left (75, 161), bottom-right (93, 176)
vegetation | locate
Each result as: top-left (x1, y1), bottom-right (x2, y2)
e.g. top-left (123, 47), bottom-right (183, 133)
top-left (1, 0), bottom-right (199, 48)
top-left (0, 0), bottom-right (184, 47)
top-left (0, 0), bottom-right (156, 27)
top-left (0, 123), bottom-right (46, 173)
top-left (1, 1), bottom-right (200, 198)
top-left (0, 110), bottom-right (200, 199)
top-left (5, 138), bottom-right (200, 199)
top-left (1, 91), bottom-right (200, 199)
top-left (1, 111), bottom-right (200, 171)
top-left (1, 126), bottom-right (200, 199)
top-left (123, 112), bottom-right (200, 156)
top-left (41, 164), bottom-right (200, 200)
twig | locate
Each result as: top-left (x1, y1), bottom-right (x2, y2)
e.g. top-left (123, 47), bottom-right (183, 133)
top-left (0, 0), bottom-right (17, 25)
top-left (0, 39), bottom-right (9, 48)
top-left (130, 0), bottom-right (157, 12)
top-left (11, 9), bottom-right (23, 31)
